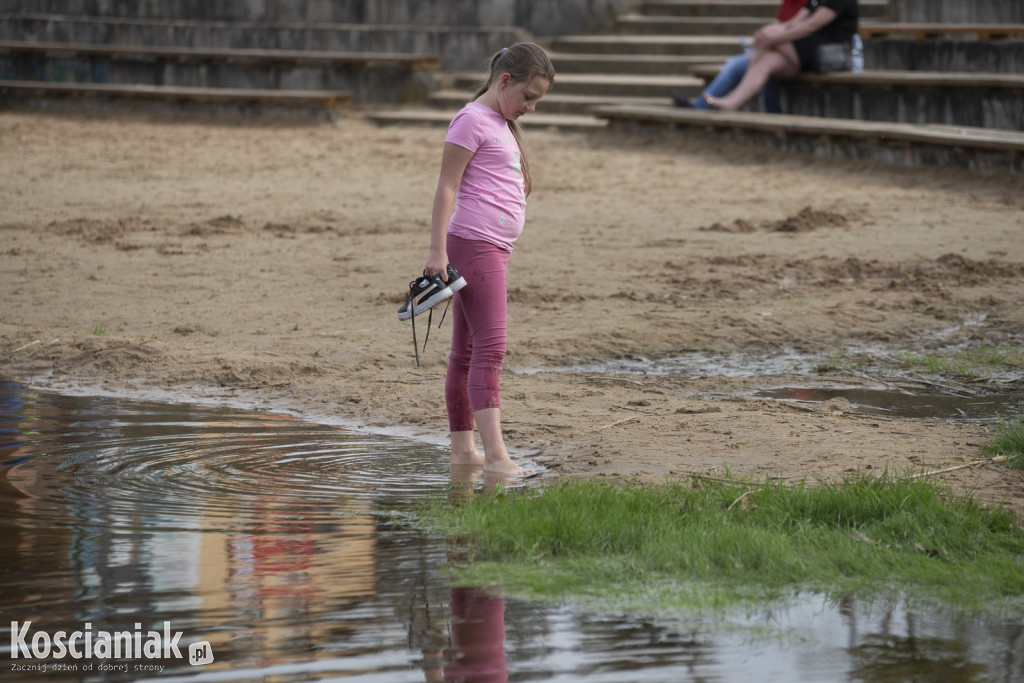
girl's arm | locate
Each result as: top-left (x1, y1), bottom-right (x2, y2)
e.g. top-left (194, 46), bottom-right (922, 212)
top-left (754, 5), bottom-right (810, 42)
top-left (782, 7), bottom-right (811, 28)
top-left (425, 142), bottom-right (474, 280)
top-left (757, 6), bottom-right (838, 47)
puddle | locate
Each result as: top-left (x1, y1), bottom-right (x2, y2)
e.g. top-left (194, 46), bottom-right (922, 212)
top-left (2, 380), bottom-right (1022, 682)
top-left (758, 386), bottom-right (1022, 422)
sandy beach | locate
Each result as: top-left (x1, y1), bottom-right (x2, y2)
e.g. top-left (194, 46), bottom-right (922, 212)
top-left (1, 109), bottom-right (1022, 512)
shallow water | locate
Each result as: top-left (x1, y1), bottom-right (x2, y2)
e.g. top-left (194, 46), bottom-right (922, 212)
top-left (757, 386), bottom-right (1022, 422)
top-left (1, 380), bottom-right (1022, 682)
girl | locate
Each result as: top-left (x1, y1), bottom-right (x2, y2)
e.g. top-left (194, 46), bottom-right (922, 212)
top-left (423, 42), bottom-right (554, 475)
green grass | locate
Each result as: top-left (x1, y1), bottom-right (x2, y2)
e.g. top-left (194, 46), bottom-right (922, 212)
top-left (817, 349), bottom-right (860, 372)
top-left (90, 324), bottom-right (108, 336)
top-left (421, 477), bottom-right (1024, 616)
top-left (984, 411), bottom-right (1024, 470)
top-left (896, 344), bottom-right (1024, 379)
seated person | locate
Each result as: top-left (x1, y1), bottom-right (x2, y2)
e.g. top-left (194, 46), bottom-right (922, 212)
top-left (672, 0), bottom-right (808, 113)
top-left (705, 0), bottom-right (859, 111)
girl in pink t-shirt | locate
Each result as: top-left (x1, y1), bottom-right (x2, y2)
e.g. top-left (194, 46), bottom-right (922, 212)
top-left (422, 43), bottom-right (554, 476)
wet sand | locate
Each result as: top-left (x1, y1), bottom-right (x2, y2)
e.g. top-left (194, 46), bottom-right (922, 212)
top-left (2, 109), bottom-right (1023, 512)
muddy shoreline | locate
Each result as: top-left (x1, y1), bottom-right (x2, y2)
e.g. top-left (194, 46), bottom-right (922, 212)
top-left (2, 110), bottom-right (1022, 513)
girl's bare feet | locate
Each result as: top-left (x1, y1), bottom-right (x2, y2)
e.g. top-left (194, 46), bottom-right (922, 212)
top-left (450, 448), bottom-right (485, 467)
top-left (450, 430), bottom-right (484, 466)
top-left (483, 455), bottom-right (524, 476)
top-left (704, 94), bottom-right (729, 110)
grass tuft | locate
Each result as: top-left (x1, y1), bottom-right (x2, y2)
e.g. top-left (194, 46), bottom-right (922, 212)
top-left (984, 411), bottom-right (1024, 470)
top-left (421, 476), bottom-right (1024, 615)
top-left (896, 345), bottom-right (1024, 379)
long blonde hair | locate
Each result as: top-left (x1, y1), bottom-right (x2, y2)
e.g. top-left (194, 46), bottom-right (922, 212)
top-left (473, 42), bottom-right (555, 197)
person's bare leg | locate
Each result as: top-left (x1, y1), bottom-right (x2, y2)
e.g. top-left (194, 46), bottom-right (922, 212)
top-left (450, 430), bottom-right (484, 467)
top-left (708, 46), bottom-right (799, 111)
top-left (474, 408), bottom-right (524, 475)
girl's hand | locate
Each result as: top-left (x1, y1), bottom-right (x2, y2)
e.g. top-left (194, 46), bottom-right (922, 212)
top-left (754, 23), bottom-right (785, 48)
top-left (424, 252), bottom-right (449, 281)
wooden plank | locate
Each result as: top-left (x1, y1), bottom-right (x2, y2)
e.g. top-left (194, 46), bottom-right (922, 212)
top-left (859, 23), bottom-right (1024, 40)
top-left (688, 66), bottom-right (1024, 90)
top-left (592, 105), bottom-right (1024, 153)
top-left (0, 79), bottom-right (353, 107)
top-left (0, 40), bottom-right (442, 69)
top-left (796, 70), bottom-right (1024, 89)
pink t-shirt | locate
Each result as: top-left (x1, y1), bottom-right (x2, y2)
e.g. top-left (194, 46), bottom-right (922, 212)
top-left (445, 102), bottom-right (526, 252)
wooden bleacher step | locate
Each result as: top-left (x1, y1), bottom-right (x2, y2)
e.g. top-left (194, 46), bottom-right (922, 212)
top-left (0, 40), bottom-right (442, 70)
top-left (639, 0), bottom-right (891, 19)
top-left (428, 89), bottom-right (674, 117)
top-left (859, 22), bottom-right (1024, 41)
top-left (593, 104), bottom-right (1024, 175)
top-left (365, 107), bottom-right (607, 132)
top-left (0, 79), bottom-right (352, 116)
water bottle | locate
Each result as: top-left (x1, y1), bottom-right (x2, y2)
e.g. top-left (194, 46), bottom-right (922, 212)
top-left (851, 34), bottom-right (864, 73)
top-left (739, 36), bottom-right (753, 56)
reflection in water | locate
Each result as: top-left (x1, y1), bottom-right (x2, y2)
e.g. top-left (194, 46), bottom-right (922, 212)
top-left (1, 380), bottom-right (1022, 682)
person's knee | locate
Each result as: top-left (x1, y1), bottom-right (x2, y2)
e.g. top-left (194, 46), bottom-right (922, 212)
top-left (447, 350), bottom-right (472, 374)
top-left (752, 52), bottom-right (788, 77)
top-left (473, 345), bottom-right (506, 369)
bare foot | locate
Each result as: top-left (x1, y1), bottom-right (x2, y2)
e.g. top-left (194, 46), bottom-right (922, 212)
top-left (483, 456), bottom-right (525, 476)
top-left (450, 448), bottom-right (485, 467)
top-left (703, 94), bottom-right (731, 110)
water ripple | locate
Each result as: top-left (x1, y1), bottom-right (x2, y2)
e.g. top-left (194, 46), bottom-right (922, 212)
top-left (1, 384), bottom-right (450, 533)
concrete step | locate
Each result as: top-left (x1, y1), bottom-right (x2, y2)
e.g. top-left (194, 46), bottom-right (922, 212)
top-left (594, 104), bottom-right (1024, 175)
top-left (549, 51), bottom-right (729, 75)
top-left (364, 107), bottom-right (608, 132)
top-left (616, 14), bottom-right (774, 36)
top-left (549, 34), bottom-right (741, 56)
top-left (640, 0), bottom-right (891, 20)
top-left (429, 88), bottom-right (679, 116)
top-left (449, 70), bottom-right (703, 98)
top-left (0, 13), bottom-right (525, 70)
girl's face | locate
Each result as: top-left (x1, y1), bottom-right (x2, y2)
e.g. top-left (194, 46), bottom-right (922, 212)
top-left (497, 74), bottom-right (550, 121)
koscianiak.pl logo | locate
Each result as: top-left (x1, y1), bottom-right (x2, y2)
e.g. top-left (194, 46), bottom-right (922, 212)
top-left (9, 621), bottom-right (214, 674)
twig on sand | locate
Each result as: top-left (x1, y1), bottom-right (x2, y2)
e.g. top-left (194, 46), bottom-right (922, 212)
top-left (8, 340), bottom-right (42, 355)
top-left (596, 415), bottom-right (640, 431)
top-left (506, 420), bottom-right (571, 429)
top-left (909, 455), bottom-right (1010, 479)
top-left (6, 339), bottom-right (60, 356)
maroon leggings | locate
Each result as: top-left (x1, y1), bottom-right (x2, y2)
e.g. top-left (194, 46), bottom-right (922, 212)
top-left (445, 234), bottom-right (510, 432)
